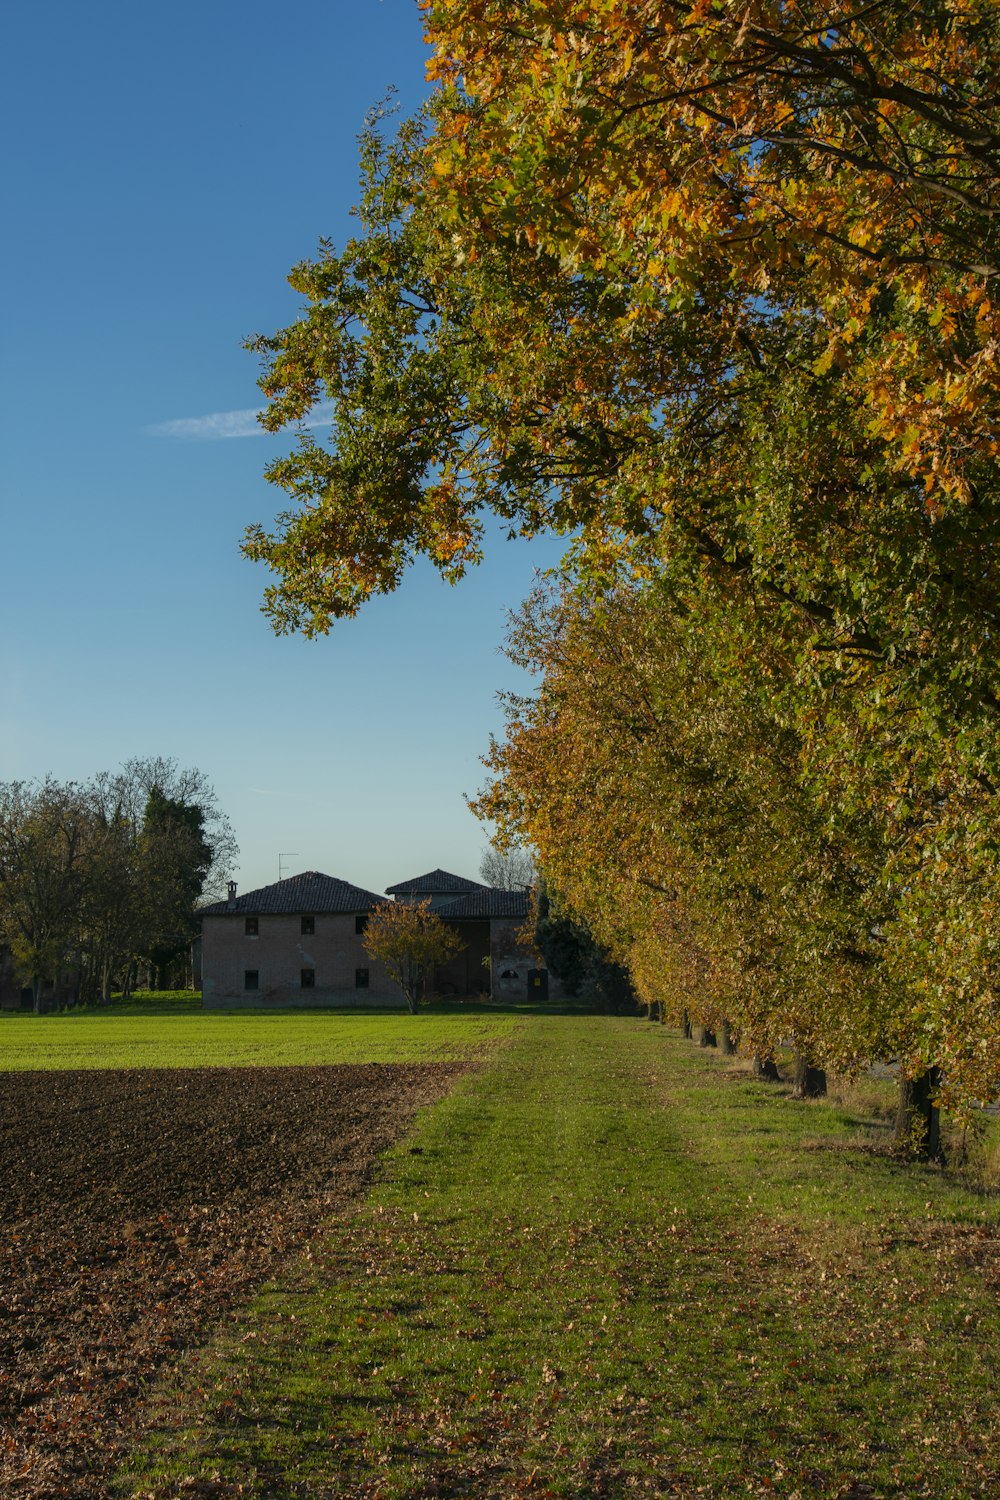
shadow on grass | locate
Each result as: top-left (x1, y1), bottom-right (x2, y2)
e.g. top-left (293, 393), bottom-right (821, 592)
top-left (128, 994), bottom-right (611, 1020)
top-left (427, 997), bottom-right (627, 1016)
top-left (108, 991), bottom-right (204, 1016)
top-left (0, 991), bottom-right (205, 1021)
top-left (1, 992), bottom-right (636, 1023)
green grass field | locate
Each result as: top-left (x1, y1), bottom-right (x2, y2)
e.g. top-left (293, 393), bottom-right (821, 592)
top-left (120, 1016), bottom-right (1000, 1499)
top-left (0, 992), bottom-right (518, 1068)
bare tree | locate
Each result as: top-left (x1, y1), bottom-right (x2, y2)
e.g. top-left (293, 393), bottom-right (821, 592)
top-left (479, 844), bottom-right (536, 891)
top-left (118, 758), bottom-right (238, 900)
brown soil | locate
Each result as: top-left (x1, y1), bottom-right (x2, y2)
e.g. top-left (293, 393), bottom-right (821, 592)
top-left (0, 1064), bottom-right (461, 1500)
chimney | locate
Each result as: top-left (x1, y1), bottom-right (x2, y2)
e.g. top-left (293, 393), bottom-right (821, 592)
top-left (227, 881), bottom-right (237, 911)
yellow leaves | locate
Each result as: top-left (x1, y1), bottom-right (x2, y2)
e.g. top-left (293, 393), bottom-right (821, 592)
top-left (927, 302), bottom-right (957, 341)
top-left (812, 339), bottom-right (848, 376)
top-left (430, 533), bottom-right (470, 566)
top-left (661, 191), bottom-right (687, 223)
top-left (963, 284), bottom-right (995, 332)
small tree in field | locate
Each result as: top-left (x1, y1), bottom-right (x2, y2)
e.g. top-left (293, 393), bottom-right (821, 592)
top-left (363, 899), bottom-right (465, 1014)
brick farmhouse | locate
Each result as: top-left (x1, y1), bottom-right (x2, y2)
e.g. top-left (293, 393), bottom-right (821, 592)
top-left (198, 867), bottom-right (550, 1009)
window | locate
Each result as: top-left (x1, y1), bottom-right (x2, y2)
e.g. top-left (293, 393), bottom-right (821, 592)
top-left (355, 913), bottom-right (367, 935)
top-left (245, 916), bottom-right (258, 936)
top-left (355, 967), bottom-right (369, 989)
top-left (301, 915), bottom-right (315, 935)
top-left (301, 968), bottom-right (315, 989)
top-left (244, 970), bottom-right (259, 991)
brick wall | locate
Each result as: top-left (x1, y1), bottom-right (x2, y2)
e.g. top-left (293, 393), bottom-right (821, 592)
top-left (435, 919), bottom-right (491, 997)
top-left (489, 919), bottom-right (567, 1003)
top-left (201, 913), bottom-right (404, 1009)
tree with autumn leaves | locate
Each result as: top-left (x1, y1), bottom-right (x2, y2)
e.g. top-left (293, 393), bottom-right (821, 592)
top-left (474, 577), bottom-right (897, 1070)
top-left (363, 899), bottom-right (465, 1013)
top-left (244, 2), bottom-right (1000, 1143)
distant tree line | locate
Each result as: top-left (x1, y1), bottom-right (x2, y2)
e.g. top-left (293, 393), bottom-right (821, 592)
top-left (0, 758), bottom-right (236, 1009)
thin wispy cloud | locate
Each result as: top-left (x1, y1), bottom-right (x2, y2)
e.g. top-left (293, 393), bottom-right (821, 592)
top-left (146, 401), bottom-right (334, 440)
top-left (249, 786), bottom-right (317, 801)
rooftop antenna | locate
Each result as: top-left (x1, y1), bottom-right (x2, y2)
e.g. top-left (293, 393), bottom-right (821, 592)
top-left (278, 852), bottom-right (299, 881)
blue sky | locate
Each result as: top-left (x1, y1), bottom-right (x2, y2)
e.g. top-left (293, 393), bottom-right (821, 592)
top-left (2, 0), bottom-right (562, 898)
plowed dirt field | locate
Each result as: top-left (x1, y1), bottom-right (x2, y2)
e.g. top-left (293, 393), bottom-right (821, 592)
top-left (0, 1064), bottom-right (462, 1499)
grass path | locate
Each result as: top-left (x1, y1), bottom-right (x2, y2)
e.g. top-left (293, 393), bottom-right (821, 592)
top-left (123, 1018), bottom-right (1000, 1498)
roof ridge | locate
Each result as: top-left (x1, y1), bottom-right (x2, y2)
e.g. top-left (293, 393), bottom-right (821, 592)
top-left (198, 869), bottom-right (383, 917)
top-left (384, 867), bottom-right (487, 894)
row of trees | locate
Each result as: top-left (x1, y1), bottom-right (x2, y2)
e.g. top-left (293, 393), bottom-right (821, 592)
top-left (242, 3), bottom-right (1000, 1146)
top-left (0, 759), bottom-right (236, 1008)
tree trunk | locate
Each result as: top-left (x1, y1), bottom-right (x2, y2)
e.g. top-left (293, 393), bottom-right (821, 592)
top-left (682, 1009), bottom-right (693, 1040)
top-left (792, 1052), bottom-right (827, 1098)
top-left (718, 1019), bottom-right (736, 1055)
top-left (697, 1025), bottom-right (717, 1048)
top-left (406, 958), bottom-right (422, 1013)
top-left (753, 1054), bottom-right (782, 1082)
top-left (895, 1068), bottom-right (943, 1160)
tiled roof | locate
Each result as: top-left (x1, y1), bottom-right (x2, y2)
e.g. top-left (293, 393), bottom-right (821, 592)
top-left (384, 868), bottom-right (486, 896)
top-left (436, 888), bottom-right (531, 920)
top-left (199, 871), bottom-right (382, 917)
